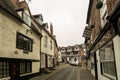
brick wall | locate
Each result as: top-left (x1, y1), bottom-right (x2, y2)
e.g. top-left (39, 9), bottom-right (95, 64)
top-left (89, 0), bottom-right (101, 44)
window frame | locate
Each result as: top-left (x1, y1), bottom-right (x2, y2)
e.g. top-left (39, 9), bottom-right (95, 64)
top-left (44, 36), bottom-right (48, 47)
top-left (99, 41), bottom-right (117, 79)
top-left (20, 61), bottom-right (32, 74)
top-left (22, 11), bottom-right (31, 26)
top-left (0, 61), bottom-right (9, 78)
top-left (16, 32), bottom-right (33, 52)
top-left (50, 41), bottom-right (52, 50)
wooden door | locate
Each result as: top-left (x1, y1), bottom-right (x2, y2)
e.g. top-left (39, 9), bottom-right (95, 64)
top-left (10, 62), bottom-right (20, 80)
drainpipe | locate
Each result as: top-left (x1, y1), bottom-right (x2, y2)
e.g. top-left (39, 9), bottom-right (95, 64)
top-left (94, 53), bottom-right (98, 80)
top-left (39, 35), bottom-right (43, 74)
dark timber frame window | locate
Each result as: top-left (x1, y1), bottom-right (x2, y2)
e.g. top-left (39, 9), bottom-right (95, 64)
top-left (20, 61), bottom-right (32, 74)
top-left (16, 32), bottom-right (33, 52)
top-left (0, 61), bottom-right (9, 78)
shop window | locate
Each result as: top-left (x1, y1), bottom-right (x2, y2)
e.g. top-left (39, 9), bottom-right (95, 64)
top-left (16, 32), bottom-right (33, 52)
top-left (0, 61), bottom-right (9, 78)
top-left (20, 62), bottom-right (32, 74)
top-left (100, 41), bottom-right (117, 79)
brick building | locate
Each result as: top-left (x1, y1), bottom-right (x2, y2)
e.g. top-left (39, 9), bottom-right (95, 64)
top-left (83, 0), bottom-right (120, 80)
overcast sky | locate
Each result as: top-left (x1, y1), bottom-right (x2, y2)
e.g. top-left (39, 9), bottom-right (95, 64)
top-left (29, 0), bottom-right (89, 46)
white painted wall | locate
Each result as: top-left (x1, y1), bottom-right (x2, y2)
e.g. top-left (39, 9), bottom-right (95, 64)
top-left (32, 62), bottom-right (40, 73)
top-left (0, 9), bottom-right (40, 61)
top-left (96, 50), bottom-right (110, 80)
top-left (41, 53), bottom-right (45, 68)
top-left (96, 50), bottom-right (101, 80)
top-left (47, 56), bottom-right (53, 67)
top-left (58, 51), bottom-right (62, 62)
top-left (113, 36), bottom-right (120, 80)
top-left (100, 0), bottom-right (107, 28)
top-left (41, 30), bottom-right (54, 56)
top-left (0, 9), bottom-right (41, 75)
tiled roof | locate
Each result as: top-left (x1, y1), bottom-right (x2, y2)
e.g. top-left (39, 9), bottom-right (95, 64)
top-left (0, 0), bottom-right (22, 21)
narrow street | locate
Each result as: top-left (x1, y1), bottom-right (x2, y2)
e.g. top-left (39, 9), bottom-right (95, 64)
top-left (29, 63), bottom-right (95, 80)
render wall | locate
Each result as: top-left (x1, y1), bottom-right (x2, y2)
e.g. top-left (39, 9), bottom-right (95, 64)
top-left (0, 9), bottom-right (40, 75)
top-left (113, 36), bottom-right (120, 80)
top-left (0, 10), bottom-right (40, 60)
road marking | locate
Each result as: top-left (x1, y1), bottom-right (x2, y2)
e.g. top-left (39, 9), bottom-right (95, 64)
top-left (77, 67), bottom-right (80, 80)
top-left (66, 67), bottom-right (75, 80)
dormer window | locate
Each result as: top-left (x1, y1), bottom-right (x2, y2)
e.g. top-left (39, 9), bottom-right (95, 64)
top-left (23, 12), bottom-right (31, 26)
top-left (62, 49), bottom-right (65, 51)
top-left (16, 9), bottom-right (31, 26)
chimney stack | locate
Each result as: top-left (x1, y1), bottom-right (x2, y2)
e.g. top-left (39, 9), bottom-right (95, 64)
top-left (50, 23), bottom-right (53, 35)
top-left (12, 0), bottom-right (28, 8)
top-left (12, 0), bottom-right (19, 5)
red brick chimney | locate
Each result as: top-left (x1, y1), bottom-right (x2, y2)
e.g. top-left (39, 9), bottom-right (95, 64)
top-left (11, 0), bottom-right (28, 8)
top-left (12, 0), bottom-right (19, 5)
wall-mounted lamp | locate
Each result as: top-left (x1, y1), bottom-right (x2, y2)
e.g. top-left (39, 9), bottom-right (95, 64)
top-left (96, 1), bottom-right (103, 9)
top-left (90, 23), bottom-right (95, 28)
top-left (89, 22), bottom-right (95, 28)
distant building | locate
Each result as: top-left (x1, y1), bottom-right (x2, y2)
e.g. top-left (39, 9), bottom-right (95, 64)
top-left (33, 15), bottom-right (58, 73)
top-left (59, 44), bottom-right (84, 66)
top-left (58, 49), bottom-right (62, 63)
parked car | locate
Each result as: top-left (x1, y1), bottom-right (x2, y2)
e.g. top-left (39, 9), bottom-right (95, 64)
top-left (69, 57), bottom-right (79, 66)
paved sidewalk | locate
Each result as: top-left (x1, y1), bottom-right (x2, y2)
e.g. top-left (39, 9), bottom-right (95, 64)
top-left (80, 68), bottom-right (95, 80)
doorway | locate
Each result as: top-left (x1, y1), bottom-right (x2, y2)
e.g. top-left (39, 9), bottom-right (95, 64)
top-left (10, 62), bottom-right (20, 80)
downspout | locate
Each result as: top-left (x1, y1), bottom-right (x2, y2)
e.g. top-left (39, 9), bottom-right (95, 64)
top-left (94, 53), bottom-right (98, 80)
top-left (39, 34), bottom-right (43, 74)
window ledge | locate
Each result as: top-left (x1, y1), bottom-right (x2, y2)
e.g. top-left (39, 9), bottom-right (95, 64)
top-left (102, 73), bottom-right (116, 80)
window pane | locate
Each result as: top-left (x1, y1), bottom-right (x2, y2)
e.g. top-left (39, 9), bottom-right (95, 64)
top-left (0, 61), bottom-right (9, 78)
top-left (102, 61), bottom-right (116, 76)
top-left (100, 41), bottom-right (116, 78)
top-left (16, 32), bottom-right (33, 52)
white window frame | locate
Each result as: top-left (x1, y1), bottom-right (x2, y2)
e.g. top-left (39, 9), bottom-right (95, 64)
top-left (23, 12), bottom-right (31, 26)
top-left (100, 41), bottom-right (117, 79)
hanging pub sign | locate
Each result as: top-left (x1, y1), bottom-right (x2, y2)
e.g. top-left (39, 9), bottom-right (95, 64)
top-left (83, 26), bottom-right (92, 38)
